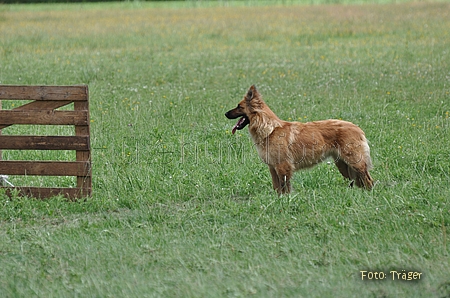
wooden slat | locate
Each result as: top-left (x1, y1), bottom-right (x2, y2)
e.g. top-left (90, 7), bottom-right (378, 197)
top-left (0, 161), bottom-right (91, 176)
top-left (0, 136), bottom-right (90, 150)
top-left (1, 186), bottom-right (91, 200)
top-left (0, 110), bottom-right (88, 125)
top-left (0, 100), bottom-right (74, 129)
top-left (0, 85), bottom-right (88, 101)
top-left (15, 100), bottom-right (73, 110)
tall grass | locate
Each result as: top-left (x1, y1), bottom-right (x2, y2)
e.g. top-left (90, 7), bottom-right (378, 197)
top-left (0, 1), bottom-right (449, 297)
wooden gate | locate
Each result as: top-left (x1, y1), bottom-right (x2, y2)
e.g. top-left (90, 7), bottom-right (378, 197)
top-left (0, 85), bottom-right (92, 199)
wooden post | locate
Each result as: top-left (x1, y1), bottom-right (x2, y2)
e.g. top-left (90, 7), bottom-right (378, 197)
top-left (74, 86), bottom-right (92, 197)
top-left (0, 99), bottom-right (2, 162)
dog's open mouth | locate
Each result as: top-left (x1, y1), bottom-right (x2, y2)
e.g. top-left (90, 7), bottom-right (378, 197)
top-left (231, 116), bottom-right (249, 134)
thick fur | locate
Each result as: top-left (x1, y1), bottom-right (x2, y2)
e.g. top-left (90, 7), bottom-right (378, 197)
top-left (225, 85), bottom-right (373, 194)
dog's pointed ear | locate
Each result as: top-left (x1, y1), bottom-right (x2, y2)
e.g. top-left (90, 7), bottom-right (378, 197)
top-left (246, 85), bottom-right (257, 101)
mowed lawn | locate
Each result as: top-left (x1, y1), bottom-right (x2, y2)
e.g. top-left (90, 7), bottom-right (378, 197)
top-left (0, 1), bottom-right (449, 297)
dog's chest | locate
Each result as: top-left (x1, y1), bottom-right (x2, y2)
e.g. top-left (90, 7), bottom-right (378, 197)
top-left (254, 141), bottom-right (269, 163)
top-left (252, 134), bottom-right (291, 165)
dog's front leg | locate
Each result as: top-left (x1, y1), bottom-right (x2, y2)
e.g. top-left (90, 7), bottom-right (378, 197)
top-left (279, 175), bottom-right (291, 194)
top-left (274, 163), bottom-right (292, 194)
top-left (269, 165), bottom-right (280, 192)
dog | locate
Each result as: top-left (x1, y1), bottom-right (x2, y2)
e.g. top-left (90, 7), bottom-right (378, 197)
top-left (225, 85), bottom-right (373, 194)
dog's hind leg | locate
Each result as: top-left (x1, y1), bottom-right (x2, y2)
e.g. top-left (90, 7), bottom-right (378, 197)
top-left (337, 141), bottom-right (374, 190)
top-left (353, 168), bottom-right (374, 190)
top-left (335, 159), bottom-right (351, 180)
top-left (335, 159), bottom-right (373, 190)
top-left (335, 159), bottom-right (355, 188)
top-left (345, 163), bottom-right (373, 190)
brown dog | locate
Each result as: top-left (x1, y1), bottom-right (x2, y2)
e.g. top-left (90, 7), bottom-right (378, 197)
top-left (225, 85), bottom-right (373, 194)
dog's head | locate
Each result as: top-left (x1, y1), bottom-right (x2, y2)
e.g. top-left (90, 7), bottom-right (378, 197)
top-left (225, 85), bottom-right (261, 134)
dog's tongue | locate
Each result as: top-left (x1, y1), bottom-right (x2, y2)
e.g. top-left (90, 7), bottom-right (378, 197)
top-left (232, 117), bottom-right (245, 135)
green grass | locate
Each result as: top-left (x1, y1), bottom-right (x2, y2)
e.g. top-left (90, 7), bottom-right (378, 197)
top-left (1, 1), bottom-right (449, 297)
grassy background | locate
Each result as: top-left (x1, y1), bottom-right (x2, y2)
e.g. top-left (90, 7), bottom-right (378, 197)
top-left (1, 1), bottom-right (449, 297)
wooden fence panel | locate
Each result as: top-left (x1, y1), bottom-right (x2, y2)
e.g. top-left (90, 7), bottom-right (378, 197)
top-left (0, 85), bottom-right (92, 200)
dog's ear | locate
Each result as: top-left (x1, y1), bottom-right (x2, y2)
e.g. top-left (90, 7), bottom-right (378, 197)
top-left (246, 85), bottom-right (257, 101)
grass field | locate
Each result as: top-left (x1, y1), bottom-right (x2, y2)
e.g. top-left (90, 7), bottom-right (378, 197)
top-left (1, 1), bottom-right (449, 297)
